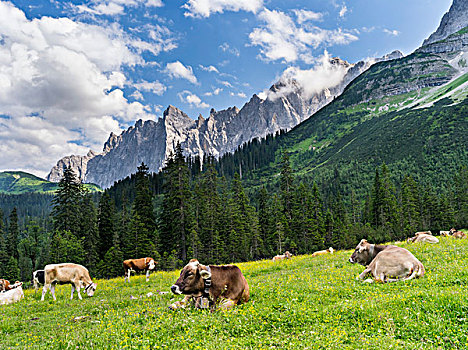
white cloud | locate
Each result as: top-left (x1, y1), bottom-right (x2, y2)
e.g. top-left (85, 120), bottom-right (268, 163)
top-left (183, 0), bottom-right (263, 18)
top-left (199, 64), bottom-right (219, 73)
top-left (383, 28), bottom-right (400, 36)
top-left (260, 51), bottom-right (350, 100)
top-left (339, 5), bottom-right (347, 18)
top-left (131, 90), bottom-right (144, 101)
top-left (165, 61), bottom-right (198, 84)
top-left (293, 9), bottom-right (323, 24)
top-left (0, 1), bottom-right (160, 175)
top-left (230, 92), bottom-right (247, 98)
top-left (220, 81), bottom-right (233, 87)
top-left (133, 80), bottom-right (166, 95)
top-left (204, 88), bottom-right (223, 96)
top-left (76, 0), bottom-right (163, 16)
top-left (249, 9), bottom-right (358, 63)
top-left (219, 42), bottom-right (240, 57)
top-left (178, 91), bottom-right (209, 108)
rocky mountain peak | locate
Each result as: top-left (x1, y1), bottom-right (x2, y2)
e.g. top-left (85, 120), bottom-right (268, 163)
top-left (423, 0), bottom-right (468, 46)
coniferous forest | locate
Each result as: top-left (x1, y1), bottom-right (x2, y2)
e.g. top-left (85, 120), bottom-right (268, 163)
top-left (0, 141), bottom-right (467, 283)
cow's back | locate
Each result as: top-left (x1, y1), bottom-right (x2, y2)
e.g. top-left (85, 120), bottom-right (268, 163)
top-left (211, 265), bottom-right (249, 303)
top-left (45, 263), bottom-right (89, 283)
top-left (370, 246), bottom-right (422, 276)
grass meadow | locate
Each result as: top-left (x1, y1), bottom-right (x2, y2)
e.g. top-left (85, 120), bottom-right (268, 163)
top-left (1, 236), bottom-right (468, 349)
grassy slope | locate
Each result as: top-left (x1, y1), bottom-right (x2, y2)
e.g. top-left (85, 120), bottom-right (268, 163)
top-left (2, 235), bottom-right (468, 349)
top-left (0, 171), bottom-right (101, 194)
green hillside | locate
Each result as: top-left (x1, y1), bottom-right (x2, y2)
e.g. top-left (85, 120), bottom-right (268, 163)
top-left (0, 171), bottom-right (101, 194)
top-left (2, 237), bottom-right (468, 349)
top-left (217, 64), bottom-right (468, 200)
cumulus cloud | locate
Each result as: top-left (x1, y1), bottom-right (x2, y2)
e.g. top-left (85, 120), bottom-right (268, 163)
top-left (178, 91), bottom-right (209, 108)
top-left (76, 0), bottom-right (163, 16)
top-left (165, 61), bottom-right (198, 84)
top-left (199, 64), bottom-right (219, 73)
top-left (259, 51), bottom-right (350, 101)
top-left (293, 9), bottom-right (323, 23)
top-left (0, 1), bottom-right (160, 175)
top-left (230, 92), bottom-right (247, 98)
top-left (249, 9), bottom-right (358, 63)
top-left (383, 28), bottom-right (400, 36)
top-left (133, 80), bottom-right (166, 95)
top-left (183, 0), bottom-right (263, 18)
top-left (204, 88), bottom-right (223, 96)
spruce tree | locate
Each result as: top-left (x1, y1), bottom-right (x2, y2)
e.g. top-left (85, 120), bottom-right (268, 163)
top-left (7, 208), bottom-right (19, 260)
top-left (0, 210), bottom-right (8, 277)
top-left (80, 194), bottom-right (100, 275)
top-left (129, 163), bottom-right (156, 258)
top-left (4, 256), bottom-right (20, 281)
top-left (51, 166), bottom-right (84, 235)
top-left (98, 191), bottom-right (116, 259)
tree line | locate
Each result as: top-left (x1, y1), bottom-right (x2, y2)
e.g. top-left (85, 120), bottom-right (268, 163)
top-left (0, 144), bottom-right (467, 282)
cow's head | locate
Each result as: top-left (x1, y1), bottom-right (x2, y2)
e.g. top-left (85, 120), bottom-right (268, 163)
top-left (349, 239), bottom-right (374, 266)
top-left (328, 247), bottom-right (334, 254)
top-left (285, 251), bottom-right (292, 258)
top-left (148, 258), bottom-right (157, 270)
top-left (84, 282), bottom-right (97, 297)
top-left (171, 259), bottom-right (210, 296)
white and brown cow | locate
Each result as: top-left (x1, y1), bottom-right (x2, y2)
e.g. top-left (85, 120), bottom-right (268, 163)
top-left (0, 279), bottom-right (13, 292)
top-left (32, 270), bottom-right (45, 293)
top-left (272, 251), bottom-right (293, 261)
top-left (41, 263), bottom-right (97, 301)
top-left (123, 258), bottom-right (157, 283)
top-left (0, 282), bottom-right (24, 305)
top-left (170, 259), bottom-right (249, 310)
top-left (312, 247), bottom-right (334, 257)
top-left (440, 230), bottom-right (451, 236)
top-left (450, 228), bottom-right (467, 239)
top-left (349, 239), bottom-right (425, 283)
top-left (407, 232), bottom-right (439, 244)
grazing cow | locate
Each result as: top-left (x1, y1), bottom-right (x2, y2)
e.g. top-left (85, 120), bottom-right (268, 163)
top-left (123, 258), bottom-right (157, 283)
top-left (349, 239), bottom-right (425, 283)
top-left (170, 259), bottom-right (249, 310)
top-left (32, 270), bottom-right (45, 293)
top-left (407, 232), bottom-right (439, 244)
top-left (0, 282), bottom-right (24, 305)
top-left (41, 263), bottom-right (97, 301)
top-left (272, 251), bottom-right (293, 261)
top-left (449, 228), bottom-right (467, 239)
top-left (312, 247), bottom-right (334, 257)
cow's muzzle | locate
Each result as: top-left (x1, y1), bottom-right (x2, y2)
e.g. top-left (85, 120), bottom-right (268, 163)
top-left (349, 257), bottom-right (355, 263)
top-left (171, 285), bottom-right (182, 295)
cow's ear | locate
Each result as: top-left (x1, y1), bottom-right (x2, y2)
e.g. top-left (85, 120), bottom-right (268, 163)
top-left (200, 268), bottom-right (211, 280)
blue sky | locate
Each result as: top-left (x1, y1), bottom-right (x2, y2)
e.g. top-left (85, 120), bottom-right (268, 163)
top-left (0, 0), bottom-right (452, 176)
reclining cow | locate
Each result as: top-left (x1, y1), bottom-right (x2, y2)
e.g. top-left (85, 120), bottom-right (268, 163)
top-left (272, 251), bottom-right (292, 261)
top-left (349, 239), bottom-right (425, 283)
top-left (0, 279), bottom-right (12, 292)
top-left (450, 228), bottom-right (467, 239)
top-left (32, 270), bottom-right (45, 293)
top-left (169, 259), bottom-right (249, 310)
top-left (41, 263), bottom-right (97, 301)
top-left (407, 232), bottom-right (439, 244)
top-left (123, 258), bottom-right (157, 282)
top-left (0, 282), bottom-right (24, 305)
top-left (312, 247), bottom-right (334, 257)
top-left (440, 230), bottom-right (451, 236)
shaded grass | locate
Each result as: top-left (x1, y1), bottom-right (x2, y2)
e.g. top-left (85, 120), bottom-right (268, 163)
top-left (2, 237), bottom-right (468, 349)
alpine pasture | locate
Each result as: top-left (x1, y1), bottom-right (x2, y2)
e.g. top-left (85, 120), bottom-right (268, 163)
top-left (2, 236), bottom-right (468, 349)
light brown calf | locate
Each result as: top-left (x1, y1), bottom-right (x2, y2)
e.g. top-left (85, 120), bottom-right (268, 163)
top-left (312, 247), bottom-right (334, 257)
top-left (272, 251), bottom-right (293, 261)
top-left (123, 257), bottom-right (157, 282)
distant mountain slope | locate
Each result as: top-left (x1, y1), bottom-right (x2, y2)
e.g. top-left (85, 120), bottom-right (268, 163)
top-left (0, 171), bottom-right (101, 194)
top-left (47, 53), bottom-right (402, 189)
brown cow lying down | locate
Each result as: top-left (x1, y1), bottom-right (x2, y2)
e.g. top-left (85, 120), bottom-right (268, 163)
top-left (312, 247), bottom-right (334, 257)
top-left (123, 257), bottom-right (157, 283)
top-left (0, 282), bottom-right (23, 305)
top-left (41, 263), bottom-right (97, 301)
top-left (349, 239), bottom-right (425, 283)
top-left (272, 251), bottom-right (292, 261)
top-left (450, 228), bottom-right (467, 239)
top-left (407, 232), bottom-right (439, 244)
top-left (169, 259), bottom-right (249, 310)
top-left (0, 279), bottom-right (13, 292)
